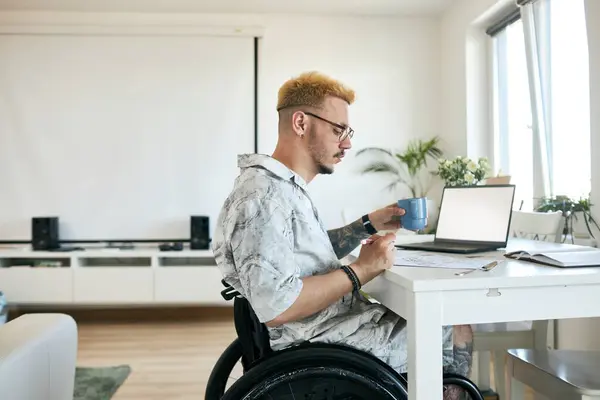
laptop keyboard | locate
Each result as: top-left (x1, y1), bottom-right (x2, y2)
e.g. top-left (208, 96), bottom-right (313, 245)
top-left (410, 242), bottom-right (484, 250)
top-left (433, 243), bottom-right (478, 249)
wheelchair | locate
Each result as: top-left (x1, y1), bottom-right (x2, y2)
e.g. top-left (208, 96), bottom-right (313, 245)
top-left (205, 280), bottom-right (485, 400)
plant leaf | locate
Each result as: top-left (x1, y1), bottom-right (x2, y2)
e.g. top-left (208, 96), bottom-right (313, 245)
top-left (383, 178), bottom-right (412, 194)
top-left (583, 214), bottom-right (595, 239)
top-left (586, 212), bottom-right (600, 236)
top-left (359, 161), bottom-right (401, 176)
top-left (355, 147), bottom-right (395, 159)
top-left (383, 180), bottom-right (401, 193)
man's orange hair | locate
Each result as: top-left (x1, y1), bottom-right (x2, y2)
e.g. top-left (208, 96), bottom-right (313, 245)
top-left (276, 71), bottom-right (355, 111)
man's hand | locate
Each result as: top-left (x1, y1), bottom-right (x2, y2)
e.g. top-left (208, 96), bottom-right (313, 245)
top-left (368, 203), bottom-right (405, 231)
top-left (352, 232), bottom-right (397, 284)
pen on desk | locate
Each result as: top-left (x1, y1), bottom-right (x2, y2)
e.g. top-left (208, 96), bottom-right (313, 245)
top-left (482, 261), bottom-right (498, 271)
top-left (360, 238), bottom-right (396, 251)
top-left (455, 260), bottom-right (499, 276)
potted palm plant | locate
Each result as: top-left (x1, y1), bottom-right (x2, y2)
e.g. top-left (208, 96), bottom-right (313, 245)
top-left (355, 136), bottom-right (443, 198)
top-left (355, 137), bottom-right (443, 234)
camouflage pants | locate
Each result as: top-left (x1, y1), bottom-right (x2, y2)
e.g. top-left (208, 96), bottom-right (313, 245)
top-left (336, 311), bottom-right (474, 399)
top-left (383, 321), bottom-right (474, 400)
top-left (372, 324), bottom-right (470, 373)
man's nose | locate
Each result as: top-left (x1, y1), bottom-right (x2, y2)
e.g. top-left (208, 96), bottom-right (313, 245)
top-left (340, 137), bottom-right (352, 149)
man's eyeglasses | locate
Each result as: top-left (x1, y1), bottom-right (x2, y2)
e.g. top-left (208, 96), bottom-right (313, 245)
top-left (303, 111), bottom-right (354, 142)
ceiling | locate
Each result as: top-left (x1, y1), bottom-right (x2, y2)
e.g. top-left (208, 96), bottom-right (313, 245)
top-left (0, 0), bottom-right (456, 16)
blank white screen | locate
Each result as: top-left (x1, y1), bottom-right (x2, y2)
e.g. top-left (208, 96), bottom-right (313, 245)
top-left (435, 186), bottom-right (515, 243)
top-left (0, 34), bottom-right (255, 240)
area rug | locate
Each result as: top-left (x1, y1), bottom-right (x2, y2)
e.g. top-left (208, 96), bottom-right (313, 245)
top-left (73, 365), bottom-right (131, 400)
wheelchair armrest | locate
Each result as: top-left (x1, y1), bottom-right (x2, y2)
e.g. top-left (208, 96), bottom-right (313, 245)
top-left (220, 279), bottom-right (240, 301)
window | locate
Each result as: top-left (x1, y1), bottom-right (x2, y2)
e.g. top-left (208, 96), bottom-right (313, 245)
top-left (492, 18), bottom-right (534, 210)
top-left (490, 0), bottom-right (590, 210)
top-left (549, 0), bottom-right (590, 201)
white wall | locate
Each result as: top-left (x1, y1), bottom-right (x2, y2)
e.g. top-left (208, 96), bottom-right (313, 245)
top-left (440, 0), bottom-right (512, 162)
top-left (0, 11), bottom-right (442, 233)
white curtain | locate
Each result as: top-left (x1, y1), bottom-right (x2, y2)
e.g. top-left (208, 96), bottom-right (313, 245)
top-left (521, 0), bottom-right (554, 202)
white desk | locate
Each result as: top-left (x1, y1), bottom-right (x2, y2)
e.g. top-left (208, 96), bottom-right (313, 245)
top-left (355, 238), bottom-right (600, 400)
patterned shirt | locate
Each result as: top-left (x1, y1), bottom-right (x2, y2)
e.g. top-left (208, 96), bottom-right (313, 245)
top-left (212, 154), bottom-right (452, 372)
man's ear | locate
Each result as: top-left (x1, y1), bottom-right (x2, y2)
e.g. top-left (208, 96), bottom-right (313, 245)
top-left (291, 111), bottom-right (306, 137)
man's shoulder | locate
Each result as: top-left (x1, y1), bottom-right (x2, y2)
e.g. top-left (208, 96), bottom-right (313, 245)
top-left (213, 169), bottom-right (293, 244)
top-left (225, 169), bottom-right (292, 213)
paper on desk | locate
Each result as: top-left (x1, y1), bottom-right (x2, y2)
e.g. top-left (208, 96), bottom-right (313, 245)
top-left (394, 251), bottom-right (497, 270)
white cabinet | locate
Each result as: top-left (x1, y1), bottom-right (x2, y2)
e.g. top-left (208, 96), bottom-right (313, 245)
top-left (0, 248), bottom-right (230, 307)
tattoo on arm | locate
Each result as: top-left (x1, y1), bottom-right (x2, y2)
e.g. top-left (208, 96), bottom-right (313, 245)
top-left (443, 341), bottom-right (474, 400)
top-left (327, 218), bottom-right (370, 259)
top-left (452, 341), bottom-right (474, 377)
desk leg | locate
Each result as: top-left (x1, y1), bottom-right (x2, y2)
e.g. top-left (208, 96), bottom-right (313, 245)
top-left (408, 291), bottom-right (443, 400)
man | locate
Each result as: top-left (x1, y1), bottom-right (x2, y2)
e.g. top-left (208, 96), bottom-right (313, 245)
top-left (212, 71), bottom-right (473, 397)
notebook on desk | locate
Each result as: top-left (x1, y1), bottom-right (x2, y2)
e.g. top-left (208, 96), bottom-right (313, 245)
top-left (505, 247), bottom-right (600, 267)
top-left (396, 185), bottom-right (516, 254)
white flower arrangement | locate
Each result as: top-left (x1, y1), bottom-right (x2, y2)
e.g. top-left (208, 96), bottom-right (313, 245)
top-left (436, 156), bottom-right (491, 187)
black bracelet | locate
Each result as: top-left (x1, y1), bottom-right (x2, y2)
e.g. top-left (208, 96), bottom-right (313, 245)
top-left (348, 265), bottom-right (362, 290)
top-left (361, 214), bottom-right (377, 235)
top-left (341, 264), bottom-right (362, 292)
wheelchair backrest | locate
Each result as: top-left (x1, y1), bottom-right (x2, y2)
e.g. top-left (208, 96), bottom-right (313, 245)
top-left (234, 296), bottom-right (273, 368)
top-left (220, 280), bottom-right (273, 370)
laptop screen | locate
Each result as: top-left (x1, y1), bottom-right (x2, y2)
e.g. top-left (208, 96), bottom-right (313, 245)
top-left (434, 185), bottom-right (516, 244)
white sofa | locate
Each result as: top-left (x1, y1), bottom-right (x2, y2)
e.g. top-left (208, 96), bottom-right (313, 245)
top-left (0, 313), bottom-right (78, 400)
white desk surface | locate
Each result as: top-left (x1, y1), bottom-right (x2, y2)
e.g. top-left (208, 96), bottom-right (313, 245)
top-left (351, 236), bottom-right (600, 400)
top-left (352, 236), bottom-right (600, 292)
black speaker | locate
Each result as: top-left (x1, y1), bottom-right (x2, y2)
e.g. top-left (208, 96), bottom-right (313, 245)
top-left (190, 216), bottom-right (210, 250)
top-left (31, 216), bottom-right (60, 250)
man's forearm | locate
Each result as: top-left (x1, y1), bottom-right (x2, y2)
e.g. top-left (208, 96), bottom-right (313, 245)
top-left (265, 265), bottom-right (369, 328)
top-left (327, 217), bottom-right (370, 259)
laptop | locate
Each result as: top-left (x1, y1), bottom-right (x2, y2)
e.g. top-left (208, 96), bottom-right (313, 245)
top-left (396, 184), bottom-right (516, 254)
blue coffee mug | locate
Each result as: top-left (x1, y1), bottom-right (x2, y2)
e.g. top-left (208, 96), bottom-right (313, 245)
top-left (397, 198), bottom-right (428, 231)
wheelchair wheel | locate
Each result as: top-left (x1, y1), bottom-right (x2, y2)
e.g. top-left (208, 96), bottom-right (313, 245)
top-left (221, 342), bottom-right (408, 400)
top-left (205, 338), bottom-right (243, 399)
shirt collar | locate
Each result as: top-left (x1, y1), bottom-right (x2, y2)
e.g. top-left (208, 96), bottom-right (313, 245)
top-left (237, 153), bottom-right (308, 190)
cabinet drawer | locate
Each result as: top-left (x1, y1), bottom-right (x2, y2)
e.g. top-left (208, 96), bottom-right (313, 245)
top-left (0, 267), bottom-right (72, 304)
top-left (154, 266), bottom-right (228, 305)
top-left (74, 268), bottom-right (153, 303)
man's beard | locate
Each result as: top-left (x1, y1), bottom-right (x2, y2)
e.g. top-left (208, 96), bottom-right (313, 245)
top-left (317, 163), bottom-right (334, 175)
top-left (307, 128), bottom-right (336, 175)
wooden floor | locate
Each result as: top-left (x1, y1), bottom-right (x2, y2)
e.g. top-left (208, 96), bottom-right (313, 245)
top-left (72, 308), bottom-right (535, 399)
top-left (75, 309), bottom-right (238, 399)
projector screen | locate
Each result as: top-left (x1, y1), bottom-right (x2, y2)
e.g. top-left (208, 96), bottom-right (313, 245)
top-left (0, 34), bottom-right (256, 241)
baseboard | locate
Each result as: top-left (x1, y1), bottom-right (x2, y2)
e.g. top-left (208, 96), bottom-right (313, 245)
top-left (7, 305), bottom-right (234, 323)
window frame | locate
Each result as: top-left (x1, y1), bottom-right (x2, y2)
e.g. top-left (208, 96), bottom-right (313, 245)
top-left (488, 8), bottom-right (539, 211)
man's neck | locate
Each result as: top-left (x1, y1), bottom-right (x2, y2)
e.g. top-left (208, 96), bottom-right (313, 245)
top-left (271, 145), bottom-right (316, 184)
